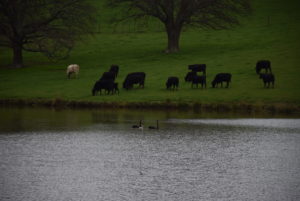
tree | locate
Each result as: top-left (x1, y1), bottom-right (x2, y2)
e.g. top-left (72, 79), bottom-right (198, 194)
top-left (108, 0), bottom-right (251, 53)
top-left (0, 0), bottom-right (96, 68)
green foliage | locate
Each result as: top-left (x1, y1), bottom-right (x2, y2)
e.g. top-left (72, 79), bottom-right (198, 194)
top-left (0, 0), bottom-right (299, 105)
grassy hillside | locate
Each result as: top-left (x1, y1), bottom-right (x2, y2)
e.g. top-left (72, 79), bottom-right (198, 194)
top-left (0, 0), bottom-right (300, 107)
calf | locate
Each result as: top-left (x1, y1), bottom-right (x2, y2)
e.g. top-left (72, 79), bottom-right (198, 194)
top-left (256, 60), bottom-right (271, 74)
top-left (92, 80), bottom-right (114, 96)
top-left (188, 64), bottom-right (206, 75)
top-left (211, 73), bottom-right (232, 88)
top-left (100, 72), bottom-right (116, 81)
top-left (166, 76), bottom-right (179, 90)
top-left (66, 64), bottom-right (80, 79)
top-left (109, 65), bottom-right (119, 78)
top-left (191, 75), bottom-right (206, 88)
top-left (259, 73), bottom-right (275, 88)
top-left (185, 71), bottom-right (197, 82)
top-left (123, 72), bottom-right (146, 90)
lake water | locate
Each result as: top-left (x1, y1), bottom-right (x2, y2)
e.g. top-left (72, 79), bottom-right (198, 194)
top-left (0, 107), bottom-right (299, 201)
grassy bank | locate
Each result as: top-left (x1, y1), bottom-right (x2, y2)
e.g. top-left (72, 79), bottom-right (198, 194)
top-left (0, 0), bottom-right (300, 112)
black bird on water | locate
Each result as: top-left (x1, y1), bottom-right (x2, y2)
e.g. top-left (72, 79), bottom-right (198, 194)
top-left (132, 120), bottom-right (143, 129)
top-left (148, 120), bottom-right (159, 130)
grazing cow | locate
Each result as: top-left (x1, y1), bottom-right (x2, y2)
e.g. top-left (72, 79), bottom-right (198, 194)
top-left (66, 64), bottom-right (80, 79)
top-left (123, 72), bottom-right (146, 90)
top-left (256, 60), bottom-right (271, 74)
top-left (185, 71), bottom-right (197, 82)
top-left (92, 80), bottom-right (115, 96)
top-left (109, 65), bottom-right (119, 78)
top-left (166, 76), bottom-right (179, 90)
top-left (191, 75), bottom-right (206, 88)
top-left (188, 64), bottom-right (206, 75)
top-left (100, 71), bottom-right (116, 81)
top-left (211, 73), bottom-right (232, 88)
top-left (259, 73), bottom-right (275, 88)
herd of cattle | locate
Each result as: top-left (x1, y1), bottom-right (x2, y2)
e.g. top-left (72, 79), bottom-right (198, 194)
top-left (67, 60), bottom-right (275, 96)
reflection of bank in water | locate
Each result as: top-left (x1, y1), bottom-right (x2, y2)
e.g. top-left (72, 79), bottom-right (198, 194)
top-left (1, 107), bottom-right (299, 134)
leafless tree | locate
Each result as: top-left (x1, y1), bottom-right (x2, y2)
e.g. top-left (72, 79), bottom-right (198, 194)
top-left (0, 0), bottom-right (96, 67)
top-left (108, 0), bottom-right (251, 53)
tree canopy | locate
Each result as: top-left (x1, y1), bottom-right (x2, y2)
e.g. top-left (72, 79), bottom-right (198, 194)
top-left (0, 0), bottom-right (97, 67)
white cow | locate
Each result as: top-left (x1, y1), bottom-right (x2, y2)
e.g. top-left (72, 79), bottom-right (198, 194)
top-left (66, 64), bottom-right (80, 79)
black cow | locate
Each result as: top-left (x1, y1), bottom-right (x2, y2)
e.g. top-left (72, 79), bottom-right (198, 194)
top-left (191, 75), bottom-right (206, 88)
top-left (100, 71), bottom-right (116, 81)
top-left (211, 73), bottom-right (232, 88)
top-left (109, 65), bottom-right (119, 78)
top-left (256, 60), bottom-right (271, 74)
top-left (188, 64), bottom-right (206, 75)
top-left (185, 71), bottom-right (197, 82)
top-left (259, 73), bottom-right (275, 88)
top-left (92, 80), bottom-right (115, 95)
top-left (123, 72), bottom-right (146, 90)
top-left (166, 76), bottom-right (179, 90)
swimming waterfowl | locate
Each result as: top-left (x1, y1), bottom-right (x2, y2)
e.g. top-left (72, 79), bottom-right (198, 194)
top-left (148, 120), bottom-right (159, 130)
top-left (132, 120), bottom-right (143, 129)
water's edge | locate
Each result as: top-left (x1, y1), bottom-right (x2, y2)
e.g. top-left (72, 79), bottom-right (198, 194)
top-left (1, 98), bottom-right (299, 115)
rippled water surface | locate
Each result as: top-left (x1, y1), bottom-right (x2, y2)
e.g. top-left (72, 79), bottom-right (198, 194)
top-left (0, 108), bottom-right (299, 201)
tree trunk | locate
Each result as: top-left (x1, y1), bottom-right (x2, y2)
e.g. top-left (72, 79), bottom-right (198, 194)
top-left (12, 43), bottom-right (23, 68)
top-left (165, 24), bottom-right (181, 53)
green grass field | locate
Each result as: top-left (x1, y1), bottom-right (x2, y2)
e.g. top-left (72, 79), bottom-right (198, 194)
top-left (0, 0), bottom-right (300, 107)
